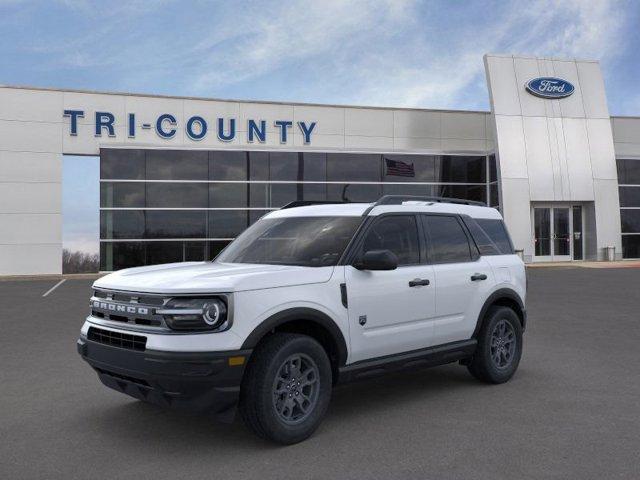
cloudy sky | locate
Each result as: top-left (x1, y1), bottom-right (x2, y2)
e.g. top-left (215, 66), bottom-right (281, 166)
top-left (2, 0), bottom-right (638, 253)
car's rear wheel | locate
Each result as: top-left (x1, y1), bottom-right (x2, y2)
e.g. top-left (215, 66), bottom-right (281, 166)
top-left (239, 333), bottom-right (332, 444)
top-left (467, 306), bottom-right (523, 384)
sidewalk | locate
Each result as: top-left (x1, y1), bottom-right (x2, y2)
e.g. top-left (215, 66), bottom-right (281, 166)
top-left (527, 260), bottom-right (640, 269)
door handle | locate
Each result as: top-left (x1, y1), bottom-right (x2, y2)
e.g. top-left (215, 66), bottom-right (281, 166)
top-left (471, 273), bottom-right (487, 281)
top-left (409, 278), bottom-right (430, 287)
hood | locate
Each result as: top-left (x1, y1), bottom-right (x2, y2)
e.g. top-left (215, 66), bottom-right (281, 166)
top-left (93, 262), bottom-right (335, 294)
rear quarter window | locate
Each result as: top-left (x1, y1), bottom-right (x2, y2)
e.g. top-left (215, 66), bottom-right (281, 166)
top-left (475, 218), bottom-right (514, 255)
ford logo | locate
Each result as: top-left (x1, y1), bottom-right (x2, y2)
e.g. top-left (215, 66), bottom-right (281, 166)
top-left (525, 77), bottom-right (575, 99)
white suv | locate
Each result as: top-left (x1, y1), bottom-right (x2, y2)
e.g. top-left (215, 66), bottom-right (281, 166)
top-left (78, 195), bottom-right (526, 444)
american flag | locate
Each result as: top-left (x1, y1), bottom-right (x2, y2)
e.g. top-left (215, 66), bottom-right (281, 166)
top-left (385, 157), bottom-right (415, 177)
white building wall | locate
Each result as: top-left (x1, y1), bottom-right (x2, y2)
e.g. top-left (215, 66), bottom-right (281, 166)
top-left (0, 88), bottom-right (64, 274)
top-left (485, 54), bottom-right (622, 261)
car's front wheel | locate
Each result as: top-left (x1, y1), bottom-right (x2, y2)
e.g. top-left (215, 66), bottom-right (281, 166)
top-left (467, 306), bottom-right (523, 384)
top-left (239, 333), bottom-right (332, 444)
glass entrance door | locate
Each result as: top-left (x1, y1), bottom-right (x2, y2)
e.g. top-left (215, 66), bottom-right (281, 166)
top-left (533, 206), bottom-right (582, 261)
top-left (552, 208), bottom-right (571, 261)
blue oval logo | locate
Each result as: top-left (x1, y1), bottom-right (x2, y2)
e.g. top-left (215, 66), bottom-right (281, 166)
top-left (526, 77), bottom-right (575, 99)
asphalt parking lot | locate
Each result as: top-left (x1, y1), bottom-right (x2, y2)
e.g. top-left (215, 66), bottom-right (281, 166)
top-left (1, 267), bottom-right (640, 480)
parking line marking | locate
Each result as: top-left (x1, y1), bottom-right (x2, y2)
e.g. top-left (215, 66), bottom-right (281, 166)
top-left (42, 279), bottom-right (66, 297)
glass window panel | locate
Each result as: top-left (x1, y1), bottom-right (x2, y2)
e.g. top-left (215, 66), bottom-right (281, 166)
top-left (209, 210), bottom-right (248, 238)
top-left (327, 184), bottom-right (381, 203)
top-left (361, 215), bottom-right (420, 265)
top-left (146, 183), bottom-right (208, 208)
top-left (619, 187), bottom-right (640, 207)
top-left (302, 153), bottom-right (326, 181)
top-left (146, 241), bottom-right (183, 265)
top-left (622, 235), bottom-right (640, 259)
top-left (100, 182), bottom-right (145, 208)
top-left (475, 218), bottom-right (514, 254)
top-left (489, 183), bottom-right (499, 207)
top-left (145, 211), bottom-right (206, 239)
top-left (249, 210), bottom-right (269, 226)
top-left (100, 242), bottom-right (145, 271)
top-left (250, 183), bottom-right (269, 208)
top-left (210, 183), bottom-right (247, 208)
top-left (270, 183), bottom-right (299, 207)
top-left (249, 152), bottom-right (269, 180)
top-left (270, 152), bottom-right (300, 181)
top-left (617, 159), bottom-right (640, 185)
top-left (435, 184), bottom-right (486, 203)
top-left (209, 151), bottom-right (248, 180)
top-left (423, 215), bottom-right (472, 263)
top-left (534, 208), bottom-right (551, 256)
top-left (489, 154), bottom-right (497, 182)
top-left (184, 242), bottom-right (207, 261)
top-left (100, 149), bottom-right (145, 180)
top-left (382, 155), bottom-right (436, 182)
top-left (145, 150), bottom-right (208, 180)
top-left (100, 211), bottom-right (144, 239)
top-left (209, 240), bottom-right (231, 260)
top-left (621, 210), bottom-right (640, 233)
top-left (382, 184), bottom-right (433, 197)
top-left (302, 183), bottom-right (327, 202)
top-left (327, 154), bottom-right (381, 182)
top-left (436, 155), bottom-right (486, 183)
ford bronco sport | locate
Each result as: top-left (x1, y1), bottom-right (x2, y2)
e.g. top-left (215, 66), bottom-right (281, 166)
top-left (78, 195), bottom-right (526, 444)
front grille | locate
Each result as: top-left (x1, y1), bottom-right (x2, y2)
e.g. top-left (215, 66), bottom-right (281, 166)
top-left (88, 326), bottom-right (147, 351)
top-left (90, 288), bottom-right (168, 330)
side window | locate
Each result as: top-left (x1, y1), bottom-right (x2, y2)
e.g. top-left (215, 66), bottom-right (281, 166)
top-left (360, 215), bottom-right (420, 265)
top-left (476, 219), bottom-right (514, 254)
top-left (423, 215), bottom-right (472, 264)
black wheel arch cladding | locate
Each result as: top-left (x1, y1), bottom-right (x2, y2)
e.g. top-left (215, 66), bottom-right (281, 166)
top-left (241, 307), bottom-right (349, 368)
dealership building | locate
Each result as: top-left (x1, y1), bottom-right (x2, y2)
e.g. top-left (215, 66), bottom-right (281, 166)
top-left (1, 53), bottom-right (640, 275)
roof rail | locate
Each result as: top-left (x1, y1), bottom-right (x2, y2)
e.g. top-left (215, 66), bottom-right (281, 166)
top-left (280, 200), bottom-right (347, 210)
top-left (362, 195), bottom-right (485, 216)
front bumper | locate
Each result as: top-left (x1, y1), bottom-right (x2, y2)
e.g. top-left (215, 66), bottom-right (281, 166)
top-left (77, 336), bottom-right (252, 422)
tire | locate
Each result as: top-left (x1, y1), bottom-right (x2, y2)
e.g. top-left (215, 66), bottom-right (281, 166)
top-left (239, 333), bottom-right (332, 444)
top-left (467, 306), bottom-right (523, 384)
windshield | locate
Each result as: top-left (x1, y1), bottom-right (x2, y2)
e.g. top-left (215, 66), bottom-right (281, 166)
top-left (215, 216), bottom-right (362, 266)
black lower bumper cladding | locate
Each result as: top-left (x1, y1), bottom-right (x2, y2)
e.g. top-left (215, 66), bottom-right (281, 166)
top-left (77, 336), bottom-right (252, 422)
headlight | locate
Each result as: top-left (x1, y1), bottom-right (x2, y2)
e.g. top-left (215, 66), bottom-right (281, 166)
top-left (158, 297), bottom-right (230, 332)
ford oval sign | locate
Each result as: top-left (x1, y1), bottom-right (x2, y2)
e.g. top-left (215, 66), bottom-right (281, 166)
top-left (526, 77), bottom-right (575, 99)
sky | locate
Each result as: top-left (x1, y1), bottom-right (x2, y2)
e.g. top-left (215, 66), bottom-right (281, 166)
top-left (2, 0), bottom-right (640, 254)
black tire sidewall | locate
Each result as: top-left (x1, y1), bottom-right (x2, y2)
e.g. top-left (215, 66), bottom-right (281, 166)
top-left (254, 335), bottom-right (332, 444)
top-left (476, 307), bottom-right (523, 383)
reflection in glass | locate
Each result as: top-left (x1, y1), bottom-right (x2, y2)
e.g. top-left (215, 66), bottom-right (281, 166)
top-left (146, 150), bottom-right (207, 180)
top-left (100, 183), bottom-right (145, 208)
top-left (210, 151), bottom-right (247, 180)
top-left (146, 183), bottom-right (208, 208)
top-left (210, 183), bottom-right (247, 208)
top-left (534, 208), bottom-right (551, 256)
top-left (327, 154), bottom-right (381, 182)
top-left (621, 210), bottom-right (640, 233)
top-left (327, 184), bottom-right (381, 202)
top-left (100, 211), bottom-right (144, 239)
top-left (553, 208), bottom-right (570, 256)
top-left (146, 210), bottom-right (206, 238)
top-left (572, 206), bottom-right (583, 260)
top-left (209, 210), bottom-right (248, 238)
top-left (100, 149), bottom-right (145, 179)
top-left (622, 235), bottom-right (640, 259)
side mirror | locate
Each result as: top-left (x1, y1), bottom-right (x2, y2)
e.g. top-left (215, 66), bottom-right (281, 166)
top-left (354, 249), bottom-right (398, 271)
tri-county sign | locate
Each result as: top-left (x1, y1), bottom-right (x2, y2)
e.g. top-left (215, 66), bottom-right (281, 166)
top-left (63, 110), bottom-right (317, 144)
top-left (525, 77), bottom-right (575, 99)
